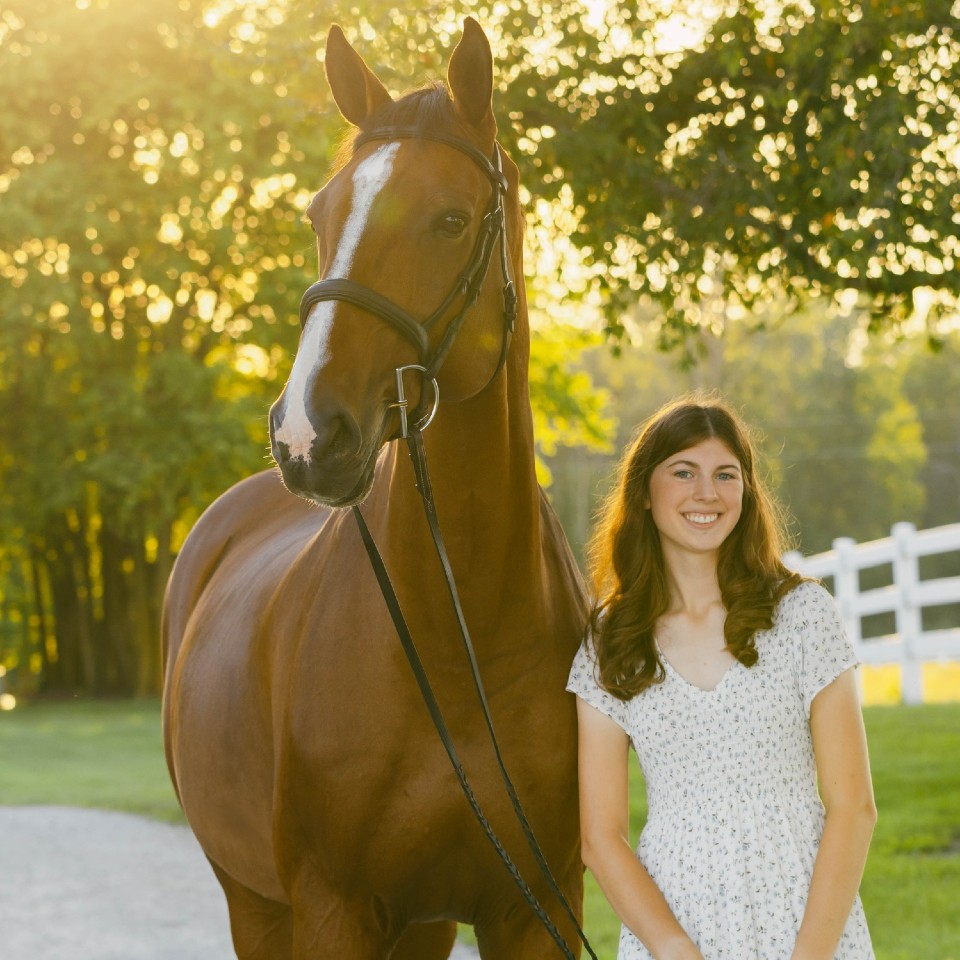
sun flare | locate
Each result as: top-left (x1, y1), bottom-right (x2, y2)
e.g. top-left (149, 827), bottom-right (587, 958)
top-left (582, 0), bottom-right (724, 53)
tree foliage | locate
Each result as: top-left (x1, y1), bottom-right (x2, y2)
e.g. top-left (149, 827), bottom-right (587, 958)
top-left (2, 0), bottom-right (958, 696)
top-left (1, 0), bottom-right (318, 694)
top-left (195, 0), bottom-right (960, 345)
top-left (526, 0), bottom-right (959, 349)
top-left (0, 0), bottom-right (608, 695)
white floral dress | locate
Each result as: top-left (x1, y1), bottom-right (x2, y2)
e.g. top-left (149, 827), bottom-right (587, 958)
top-left (567, 581), bottom-right (875, 960)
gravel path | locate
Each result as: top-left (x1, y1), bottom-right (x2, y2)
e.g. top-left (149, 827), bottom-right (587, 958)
top-left (0, 806), bottom-right (479, 960)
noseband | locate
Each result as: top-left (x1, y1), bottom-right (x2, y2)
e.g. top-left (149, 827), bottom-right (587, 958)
top-left (298, 127), bottom-right (518, 437)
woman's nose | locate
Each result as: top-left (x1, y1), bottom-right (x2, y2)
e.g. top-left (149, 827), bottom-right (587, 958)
top-left (694, 478), bottom-right (718, 501)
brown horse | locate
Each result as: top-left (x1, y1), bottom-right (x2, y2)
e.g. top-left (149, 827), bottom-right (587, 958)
top-left (162, 18), bottom-right (587, 959)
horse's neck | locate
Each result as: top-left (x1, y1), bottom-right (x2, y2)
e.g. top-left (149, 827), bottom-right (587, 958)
top-left (369, 356), bottom-right (542, 581)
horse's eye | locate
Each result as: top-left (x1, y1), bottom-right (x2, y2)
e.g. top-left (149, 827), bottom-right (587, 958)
top-left (437, 213), bottom-right (468, 238)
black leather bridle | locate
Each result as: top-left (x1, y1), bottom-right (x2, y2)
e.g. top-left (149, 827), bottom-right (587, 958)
top-left (299, 127), bottom-right (596, 960)
top-left (298, 126), bottom-right (518, 437)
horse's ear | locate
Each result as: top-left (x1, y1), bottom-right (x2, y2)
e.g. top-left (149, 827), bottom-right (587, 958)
top-left (324, 24), bottom-right (393, 126)
top-left (447, 17), bottom-right (494, 131)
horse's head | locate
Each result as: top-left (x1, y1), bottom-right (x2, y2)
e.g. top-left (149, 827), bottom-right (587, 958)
top-left (269, 18), bottom-right (520, 507)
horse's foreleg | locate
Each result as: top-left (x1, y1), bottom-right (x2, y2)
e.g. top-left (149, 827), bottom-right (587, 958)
top-left (388, 920), bottom-right (458, 959)
top-left (476, 914), bottom-right (584, 960)
top-left (474, 872), bottom-right (585, 960)
top-left (210, 860), bottom-right (294, 960)
top-left (288, 887), bottom-right (399, 960)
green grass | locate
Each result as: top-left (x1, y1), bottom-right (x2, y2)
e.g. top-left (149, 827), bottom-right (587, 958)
top-left (1, 700), bottom-right (958, 957)
top-left (0, 698), bottom-right (183, 823)
top-left (858, 705), bottom-right (960, 960)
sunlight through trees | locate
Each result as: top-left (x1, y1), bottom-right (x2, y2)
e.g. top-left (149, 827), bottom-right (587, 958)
top-left (1, 0), bottom-right (957, 695)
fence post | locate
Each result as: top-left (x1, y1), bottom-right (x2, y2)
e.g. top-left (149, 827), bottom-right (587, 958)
top-left (892, 521), bottom-right (923, 705)
top-left (783, 550), bottom-right (801, 570)
top-left (833, 537), bottom-right (863, 700)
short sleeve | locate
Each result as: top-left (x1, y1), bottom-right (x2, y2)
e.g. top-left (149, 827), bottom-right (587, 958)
top-left (566, 639), bottom-right (630, 733)
top-left (784, 581), bottom-right (859, 715)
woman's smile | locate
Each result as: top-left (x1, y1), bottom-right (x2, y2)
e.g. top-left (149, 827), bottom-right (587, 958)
top-left (684, 511), bottom-right (720, 525)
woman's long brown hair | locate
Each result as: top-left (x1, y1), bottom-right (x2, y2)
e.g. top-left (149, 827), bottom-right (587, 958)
top-left (586, 394), bottom-right (804, 700)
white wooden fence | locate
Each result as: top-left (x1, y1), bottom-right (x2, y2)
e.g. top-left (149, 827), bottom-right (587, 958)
top-left (784, 522), bottom-right (960, 705)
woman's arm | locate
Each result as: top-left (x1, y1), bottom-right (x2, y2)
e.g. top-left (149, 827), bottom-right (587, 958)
top-left (576, 697), bottom-right (704, 960)
top-left (791, 667), bottom-right (877, 960)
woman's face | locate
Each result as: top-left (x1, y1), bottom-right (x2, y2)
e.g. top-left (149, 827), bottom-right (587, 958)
top-left (645, 437), bottom-right (744, 564)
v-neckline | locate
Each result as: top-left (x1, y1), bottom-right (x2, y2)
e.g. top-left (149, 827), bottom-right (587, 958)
top-left (658, 647), bottom-right (740, 694)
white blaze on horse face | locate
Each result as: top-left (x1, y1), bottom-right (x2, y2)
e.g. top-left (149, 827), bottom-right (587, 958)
top-left (274, 143), bottom-right (401, 460)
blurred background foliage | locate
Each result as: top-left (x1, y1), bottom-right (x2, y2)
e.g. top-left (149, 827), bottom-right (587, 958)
top-left (1, 0), bottom-right (958, 697)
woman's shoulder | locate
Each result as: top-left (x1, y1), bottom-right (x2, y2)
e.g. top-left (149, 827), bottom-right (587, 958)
top-left (769, 579), bottom-right (857, 711)
top-left (566, 634), bottom-right (633, 731)
top-left (774, 578), bottom-right (836, 623)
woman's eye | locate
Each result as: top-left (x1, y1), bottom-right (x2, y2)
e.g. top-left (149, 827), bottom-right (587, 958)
top-left (674, 469), bottom-right (693, 479)
top-left (437, 213), bottom-right (468, 237)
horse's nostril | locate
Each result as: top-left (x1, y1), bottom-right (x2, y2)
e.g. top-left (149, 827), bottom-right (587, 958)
top-left (316, 412), bottom-right (361, 461)
top-left (273, 440), bottom-right (291, 465)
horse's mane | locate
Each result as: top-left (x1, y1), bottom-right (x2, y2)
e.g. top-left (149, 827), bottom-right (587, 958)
top-left (329, 83), bottom-right (461, 175)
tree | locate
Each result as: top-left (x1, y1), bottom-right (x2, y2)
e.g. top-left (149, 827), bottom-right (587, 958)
top-left (900, 335), bottom-right (960, 530)
top-left (5, 0), bottom-right (956, 694)
top-left (0, 0), bottom-right (611, 695)
top-left (223, 0), bottom-right (959, 346)
top-left (716, 308), bottom-right (927, 553)
top-left (0, 0), bottom-right (304, 694)
top-left (528, 0), bottom-right (960, 349)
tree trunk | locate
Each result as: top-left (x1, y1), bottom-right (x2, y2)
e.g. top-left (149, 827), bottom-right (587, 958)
top-left (100, 528), bottom-right (136, 694)
top-left (134, 528), bottom-right (161, 696)
top-left (47, 551), bottom-right (83, 693)
top-left (30, 552), bottom-right (60, 692)
top-left (69, 527), bottom-right (104, 695)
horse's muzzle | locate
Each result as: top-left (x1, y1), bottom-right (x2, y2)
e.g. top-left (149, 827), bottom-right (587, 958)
top-left (272, 446), bottom-right (376, 507)
top-left (269, 396), bottom-right (377, 505)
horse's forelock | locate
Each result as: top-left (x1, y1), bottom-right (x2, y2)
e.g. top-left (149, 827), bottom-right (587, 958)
top-left (328, 84), bottom-right (462, 177)
top-left (361, 83), bottom-right (457, 136)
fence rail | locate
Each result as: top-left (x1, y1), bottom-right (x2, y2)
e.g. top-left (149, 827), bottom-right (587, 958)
top-left (784, 522), bottom-right (960, 705)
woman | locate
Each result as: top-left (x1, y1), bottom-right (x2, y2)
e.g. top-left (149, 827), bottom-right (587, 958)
top-left (568, 395), bottom-right (876, 960)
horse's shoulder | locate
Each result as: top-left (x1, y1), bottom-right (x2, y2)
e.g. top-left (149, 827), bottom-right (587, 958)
top-left (193, 469), bottom-right (312, 540)
top-left (166, 471), bottom-right (319, 618)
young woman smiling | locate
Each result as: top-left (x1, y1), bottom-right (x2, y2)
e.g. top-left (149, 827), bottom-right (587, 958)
top-left (568, 395), bottom-right (876, 960)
